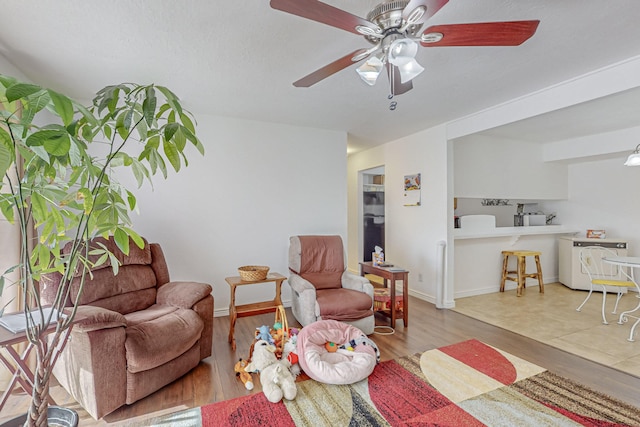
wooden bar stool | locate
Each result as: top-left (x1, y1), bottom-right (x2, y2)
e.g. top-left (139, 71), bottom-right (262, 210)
top-left (500, 250), bottom-right (544, 297)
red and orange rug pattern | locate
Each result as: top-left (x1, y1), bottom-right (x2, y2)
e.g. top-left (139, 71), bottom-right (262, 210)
top-left (154, 339), bottom-right (640, 426)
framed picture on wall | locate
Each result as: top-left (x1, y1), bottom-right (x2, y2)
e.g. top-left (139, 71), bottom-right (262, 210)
top-left (403, 173), bottom-right (421, 206)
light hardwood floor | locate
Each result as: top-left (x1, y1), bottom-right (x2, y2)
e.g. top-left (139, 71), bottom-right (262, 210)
top-left (1, 296), bottom-right (639, 425)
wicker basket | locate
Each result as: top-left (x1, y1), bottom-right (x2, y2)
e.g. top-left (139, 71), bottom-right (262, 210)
top-left (238, 265), bottom-right (270, 281)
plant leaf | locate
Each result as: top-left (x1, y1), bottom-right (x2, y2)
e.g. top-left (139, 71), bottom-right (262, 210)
top-left (163, 139), bottom-right (181, 172)
top-left (142, 86), bottom-right (157, 126)
top-left (77, 187), bottom-right (93, 214)
top-left (0, 127), bottom-right (13, 178)
top-left (180, 113), bottom-right (196, 134)
top-left (156, 86), bottom-right (182, 116)
top-left (47, 89), bottom-right (75, 126)
top-left (163, 122), bottom-right (179, 141)
top-left (43, 132), bottom-right (71, 157)
top-left (30, 192), bottom-right (48, 222)
top-left (6, 82), bottom-right (42, 102)
top-left (114, 228), bottom-right (130, 255)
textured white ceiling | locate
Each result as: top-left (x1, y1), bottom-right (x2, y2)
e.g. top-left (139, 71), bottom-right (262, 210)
top-left (1, 1), bottom-right (640, 152)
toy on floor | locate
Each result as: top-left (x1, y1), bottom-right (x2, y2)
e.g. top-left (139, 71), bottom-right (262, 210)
top-left (234, 358), bottom-right (254, 390)
top-left (245, 339), bottom-right (297, 403)
top-left (256, 325), bottom-right (274, 344)
top-left (325, 341), bottom-right (338, 352)
top-left (296, 319), bottom-right (378, 385)
top-left (339, 335), bottom-right (381, 363)
top-left (282, 334), bottom-right (301, 377)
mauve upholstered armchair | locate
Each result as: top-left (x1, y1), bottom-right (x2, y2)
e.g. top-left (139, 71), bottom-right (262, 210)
top-left (39, 237), bottom-right (213, 419)
top-left (288, 235), bottom-right (374, 335)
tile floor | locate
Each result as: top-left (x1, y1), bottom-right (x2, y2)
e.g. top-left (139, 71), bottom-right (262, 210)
top-left (453, 282), bottom-right (640, 377)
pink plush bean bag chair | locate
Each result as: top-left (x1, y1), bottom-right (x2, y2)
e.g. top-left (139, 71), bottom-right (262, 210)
top-left (297, 319), bottom-right (378, 385)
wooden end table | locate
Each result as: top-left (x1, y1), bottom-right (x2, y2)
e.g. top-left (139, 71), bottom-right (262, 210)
top-left (225, 272), bottom-right (286, 351)
top-left (0, 309), bottom-right (75, 411)
top-left (360, 262), bottom-right (409, 329)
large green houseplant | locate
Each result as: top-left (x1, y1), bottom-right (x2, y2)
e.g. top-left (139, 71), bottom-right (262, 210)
top-left (0, 74), bottom-right (204, 426)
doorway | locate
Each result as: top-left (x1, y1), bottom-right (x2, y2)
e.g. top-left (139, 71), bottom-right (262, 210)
top-left (362, 167), bottom-right (385, 262)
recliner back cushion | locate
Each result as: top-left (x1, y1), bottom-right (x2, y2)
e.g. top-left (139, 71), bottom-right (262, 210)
top-left (65, 236), bottom-right (152, 277)
top-left (66, 237), bottom-right (157, 314)
top-left (71, 265), bottom-right (157, 313)
top-left (292, 235), bottom-right (344, 290)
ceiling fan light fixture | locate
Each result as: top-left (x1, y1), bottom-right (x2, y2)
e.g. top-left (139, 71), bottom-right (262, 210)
top-left (421, 32), bottom-right (444, 44)
top-left (397, 57), bottom-right (424, 83)
top-left (356, 55), bottom-right (384, 86)
top-left (388, 38), bottom-right (419, 66)
top-left (624, 144), bottom-right (640, 166)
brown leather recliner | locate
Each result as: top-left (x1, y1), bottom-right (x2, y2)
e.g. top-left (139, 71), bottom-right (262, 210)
top-left (40, 237), bottom-right (213, 419)
top-left (288, 235), bottom-right (374, 335)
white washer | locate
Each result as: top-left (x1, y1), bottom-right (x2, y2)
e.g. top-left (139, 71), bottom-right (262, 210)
top-left (559, 237), bottom-right (629, 292)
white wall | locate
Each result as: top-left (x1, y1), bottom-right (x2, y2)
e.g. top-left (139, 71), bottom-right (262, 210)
top-left (347, 125), bottom-right (448, 303)
top-left (126, 115), bottom-right (348, 315)
top-left (453, 134), bottom-right (568, 199)
top-left (542, 157), bottom-right (640, 255)
top-left (0, 53), bottom-right (27, 80)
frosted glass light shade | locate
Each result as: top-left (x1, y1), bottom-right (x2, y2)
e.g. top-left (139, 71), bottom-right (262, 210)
top-left (388, 39), bottom-right (419, 66)
top-left (625, 152), bottom-right (640, 166)
top-left (356, 56), bottom-right (384, 86)
top-left (397, 58), bottom-right (424, 83)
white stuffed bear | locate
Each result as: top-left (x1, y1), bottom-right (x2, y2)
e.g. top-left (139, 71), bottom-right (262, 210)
top-left (245, 339), bottom-right (297, 403)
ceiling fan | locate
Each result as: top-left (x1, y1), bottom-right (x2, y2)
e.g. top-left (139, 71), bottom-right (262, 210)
top-left (270, 0), bottom-right (539, 99)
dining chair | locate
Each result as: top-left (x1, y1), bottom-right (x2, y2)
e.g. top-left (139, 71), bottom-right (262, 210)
top-left (577, 246), bottom-right (636, 324)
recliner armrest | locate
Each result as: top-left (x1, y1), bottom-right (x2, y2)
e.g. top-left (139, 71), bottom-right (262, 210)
top-left (71, 305), bottom-right (127, 333)
top-left (156, 281), bottom-right (213, 309)
top-left (342, 271), bottom-right (374, 297)
top-left (288, 274), bottom-right (316, 295)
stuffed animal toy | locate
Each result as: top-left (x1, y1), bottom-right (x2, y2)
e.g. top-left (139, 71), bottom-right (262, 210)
top-left (256, 325), bottom-right (274, 344)
top-left (234, 358), bottom-right (254, 390)
top-left (282, 335), bottom-right (301, 377)
top-left (339, 335), bottom-right (381, 363)
top-left (245, 339), bottom-right (297, 403)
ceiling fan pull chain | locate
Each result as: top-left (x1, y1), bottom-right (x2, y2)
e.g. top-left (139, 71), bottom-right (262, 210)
top-left (388, 66), bottom-right (397, 111)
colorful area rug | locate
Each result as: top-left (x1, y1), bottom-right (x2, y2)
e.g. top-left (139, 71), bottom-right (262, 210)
top-left (152, 339), bottom-right (640, 426)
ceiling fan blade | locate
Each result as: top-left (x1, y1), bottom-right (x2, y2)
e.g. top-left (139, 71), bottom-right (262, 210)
top-left (403, 0), bottom-right (449, 25)
top-left (270, 0), bottom-right (379, 35)
top-left (386, 63), bottom-right (414, 96)
top-left (420, 20), bottom-right (540, 47)
top-left (293, 49), bottom-right (368, 88)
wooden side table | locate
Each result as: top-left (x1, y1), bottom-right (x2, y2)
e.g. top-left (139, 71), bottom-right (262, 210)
top-left (0, 310), bottom-right (74, 411)
top-left (225, 273), bottom-right (286, 351)
top-left (360, 262), bottom-right (409, 329)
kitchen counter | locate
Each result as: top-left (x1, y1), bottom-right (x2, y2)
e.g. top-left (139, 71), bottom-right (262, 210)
top-left (454, 225), bottom-right (579, 240)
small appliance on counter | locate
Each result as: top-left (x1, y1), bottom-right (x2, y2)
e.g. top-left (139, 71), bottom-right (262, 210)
top-left (514, 203), bottom-right (546, 226)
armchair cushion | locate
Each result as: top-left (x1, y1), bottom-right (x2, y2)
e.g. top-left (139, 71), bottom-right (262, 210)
top-left (123, 304), bottom-right (178, 326)
top-left (73, 265), bottom-right (157, 306)
top-left (72, 306), bottom-right (127, 333)
top-left (157, 281), bottom-right (213, 309)
top-left (125, 308), bottom-right (204, 373)
top-left (316, 288), bottom-right (373, 322)
top-left (291, 235), bottom-right (344, 290)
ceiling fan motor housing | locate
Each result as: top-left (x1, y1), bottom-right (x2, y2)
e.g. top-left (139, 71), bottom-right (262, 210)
top-left (365, 0), bottom-right (422, 44)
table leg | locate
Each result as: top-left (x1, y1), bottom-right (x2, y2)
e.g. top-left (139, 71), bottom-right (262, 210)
top-left (0, 343), bottom-right (37, 411)
top-left (403, 272), bottom-right (409, 327)
top-left (228, 309), bottom-right (237, 351)
top-left (390, 275), bottom-right (396, 329)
